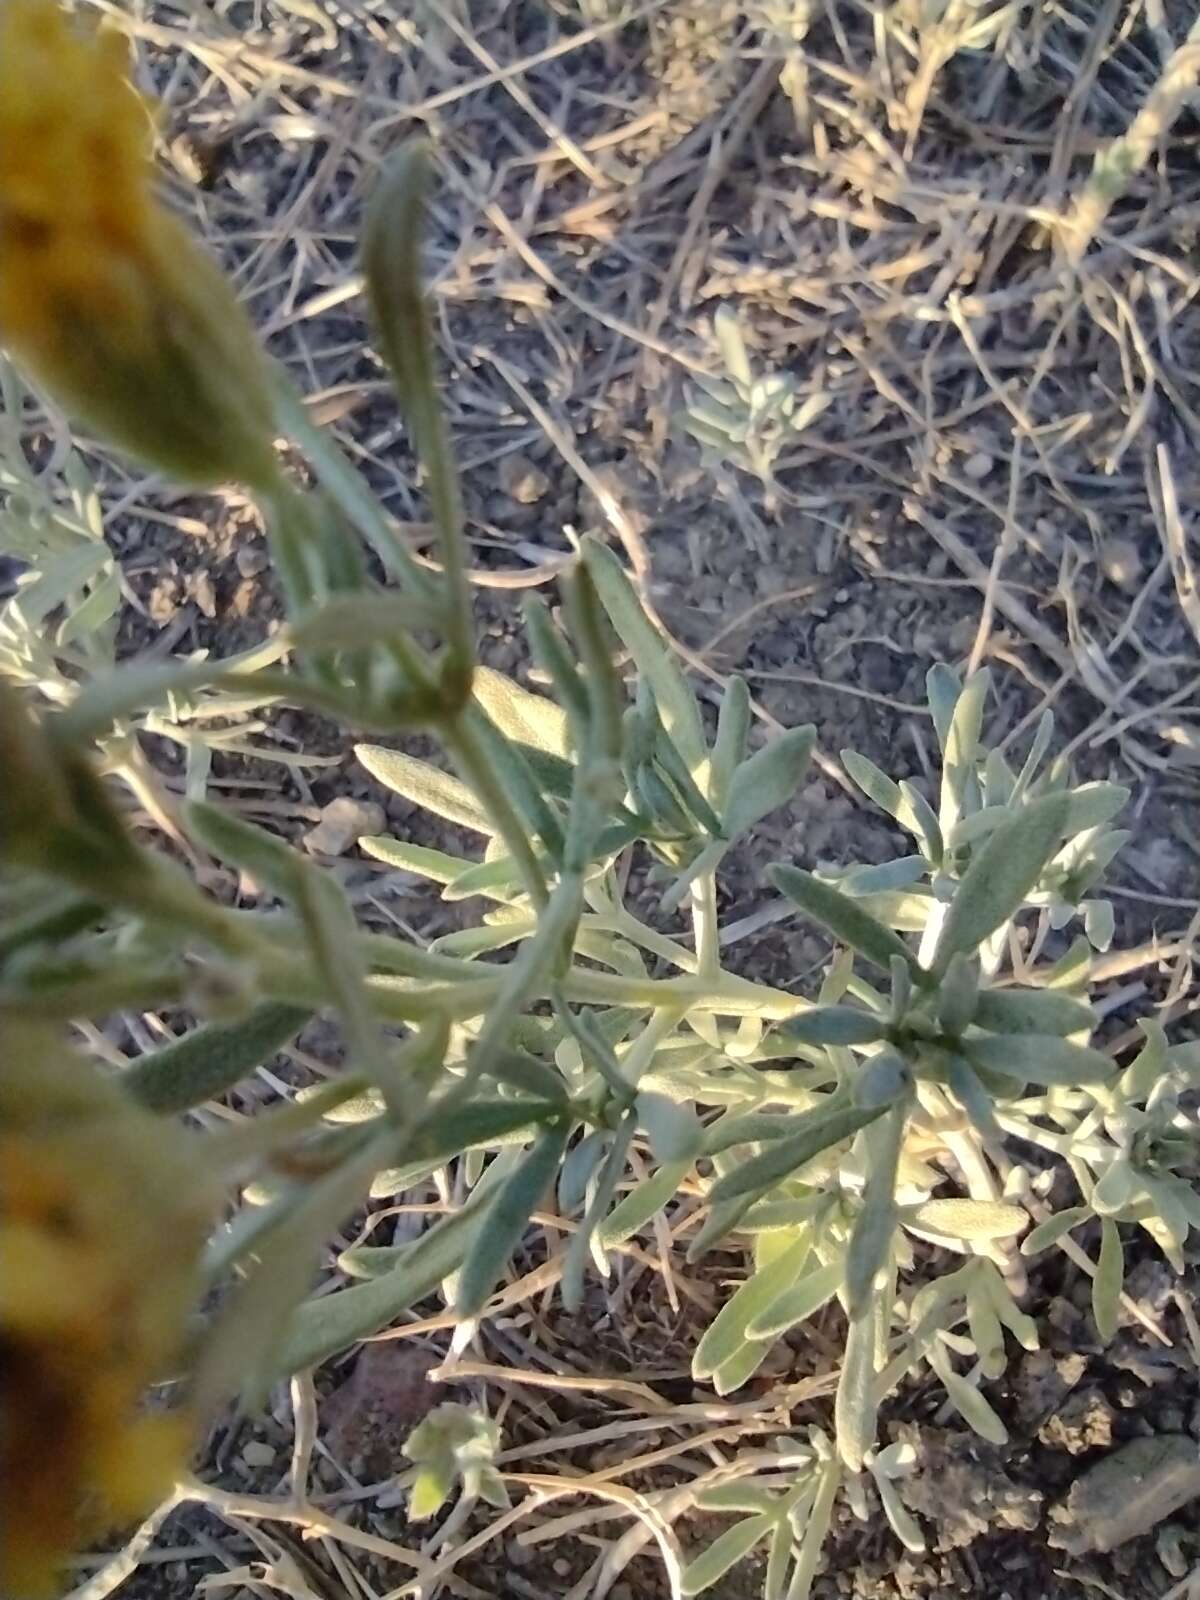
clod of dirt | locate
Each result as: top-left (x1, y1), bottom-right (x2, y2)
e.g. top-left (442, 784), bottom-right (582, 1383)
top-left (894, 1426), bottom-right (1042, 1550)
top-left (322, 1342), bottom-right (442, 1479)
top-left (1038, 1388), bottom-right (1115, 1455)
top-left (498, 453), bottom-right (550, 505)
top-left (1049, 1434), bottom-right (1200, 1554)
top-left (303, 796), bottom-right (385, 857)
top-left (1014, 1350), bottom-right (1086, 1431)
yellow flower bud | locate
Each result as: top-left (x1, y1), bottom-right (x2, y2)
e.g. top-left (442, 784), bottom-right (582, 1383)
top-left (0, 1022), bottom-right (217, 1597)
top-left (0, 0), bottom-right (278, 487)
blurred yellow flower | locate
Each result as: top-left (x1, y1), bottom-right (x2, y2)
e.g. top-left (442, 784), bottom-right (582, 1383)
top-left (0, 1023), bottom-right (216, 1598)
top-left (0, 0), bottom-right (277, 487)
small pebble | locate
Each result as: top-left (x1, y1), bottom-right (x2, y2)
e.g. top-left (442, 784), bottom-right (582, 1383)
top-left (1100, 535), bottom-right (1143, 592)
top-left (499, 454), bottom-right (550, 505)
top-left (241, 1439), bottom-right (277, 1469)
top-left (303, 797), bottom-right (385, 857)
top-left (236, 543), bottom-right (269, 578)
top-left (963, 450), bottom-right (994, 480)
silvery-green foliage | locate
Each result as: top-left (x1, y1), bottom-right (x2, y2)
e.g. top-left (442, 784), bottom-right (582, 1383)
top-left (3, 144), bottom-right (1198, 1597)
top-left (0, 362), bottom-right (330, 801)
top-left (682, 306), bottom-right (831, 488)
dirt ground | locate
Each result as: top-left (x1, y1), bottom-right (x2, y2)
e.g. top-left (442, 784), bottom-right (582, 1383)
top-left (18, 1), bottom-right (1200, 1598)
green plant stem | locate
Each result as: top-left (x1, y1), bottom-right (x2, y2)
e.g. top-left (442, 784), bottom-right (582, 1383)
top-left (617, 1005), bottom-right (685, 1090)
top-left (588, 903), bottom-right (699, 973)
top-left (443, 713), bottom-right (548, 908)
top-left (270, 372), bottom-right (435, 598)
top-left (367, 965), bottom-right (803, 1021)
top-left (443, 869), bottom-right (584, 1105)
top-left (412, 349), bottom-right (473, 683)
top-left (691, 870), bottom-right (721, 976)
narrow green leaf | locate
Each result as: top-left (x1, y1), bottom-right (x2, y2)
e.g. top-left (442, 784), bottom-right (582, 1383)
top-left (1010, 709), bottom-right (1054, 804)
top-left (770, 865), bottom-right (923, 982)
top-left (1063, 781), bottom-right (1130, 834)
top-left (840, 857), bottom-right (928, 896)
top-left (355, 744), bottom-right (493, 832)
top-left (966, 1034), bottom-right (1115, 1085)
top-left (710, 676), bottom-right (751, 811)
top-left (875, 1474), bottom-right (926, 1553)
top-left (973, 988), bottom-right (1095, 1037)
top-left (361, 142), bottom-right (473, 668)
top-left (559, 1130), bottom-right (608, 1215)
top-left (931, 793), bottom-right (1072, 975)
top-left (583, 539), bottom-right (707, 772)
top-left (745, 1257), bottom-right (843, 1339)
top-left (835, 1299), bottom-right (879, 1472)
top-left (462, 703), bottom-right (565, 860)
top-left (443, 855), bottom-right (531, 903)
top-left (1120, 1020), bottom-right (1169, 1099)
top-left (898, 781), bottom-right (944, 865)
top-left (489, 1049), bottom-right (569, 1104)
top-left (851, 1049), bottom-right (915, 1113)
top-left (360, 835), bottom-right (476, 886)
top-left (789, 1457), bottom-right (841, 1600)
top-left (432, 914), bottom-right (537, 959)
top-left (905, 1199), bottom-right (1027, 1242)
top-left (295, 866), bottom-right (396, 1088)
top-left (702, 1111), bottom-right (799, 1157)
top-left (289, 591), bottom-right (434, 649)
top-left (845, 1104), bottom-right (904, 1317)
top-left (931, 1347), bottom-right (1007, 1445)
top-left (841, 748), bottom-right (903, 820)
top-left (456, 1121), bottom-right (568, 1316)
top-left (0, 885), bottom-right (105, 962)
top-left (936, 953), bottom-right (979, 1037)
top-left (523, 595), bottom-right (591, 741)
top-left (201, 1132), bottom-right (392, 1408)
top-left (782, 1005), bottom-right (886, 1047)
top-left (939, 668), bottom-right (989, 836)
top-left (712, 1338), bottom-right (772, 1396)
top-left (695, 1484), bottom-right (779, 1515)
top-left (687, 1193), bottom-right (758, 1260)
top-left (596, 1159), bottom-right (690, 1247)
top-left (715, 304), bottom-right (754, 389)
top-left (681, 1515), bottom-right (772, 1596)
top-left (637, 1091), bottom-right (703, 1163)
top-left (564, 561), bottom-right (625, 768)
top-left (1020, 1205), bottom-right (1090, 1256)
top-left (472, 664), bottom-right (570, 760)
top-left (946, 806), bottom-right (1012, 851)
top-left (723, 726), bottom-right (816, 841)
top-left (188, 801), bottom-right (302, 896)
top-left (659, 838), bottom-right (727, 918)
top-left (1093, 1217), bottom-right (1123, 1342)
top-left (946, 1056), bottom-right (1002, 1142)
top-left (562, 1116), bottom-right (635, 1310)
top-left (709, 1101), bottom-right (889, 1206)
top-left (276, 1164), bottom-right (508, 1372)
top-left (409, 1098), bottom-right (560, 1169)
top-left (926, 663), bottom-right (961, 751)
top-left (693, 1231), bottom-right (813, 1379)
top-left (122, 1002), bottom-right (311, 1113)
top-left (965, 1278), bottom-right (1007, 1378)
